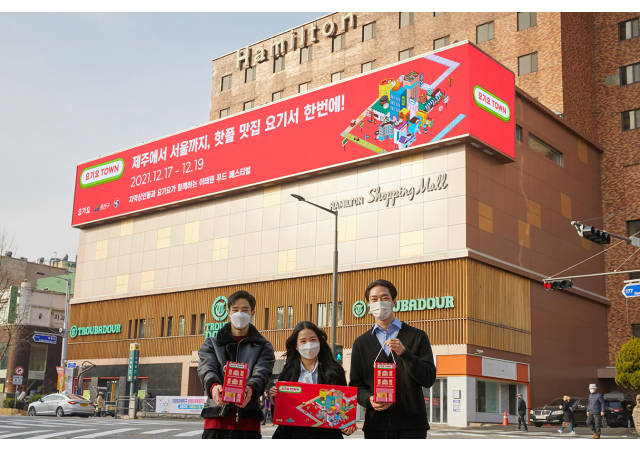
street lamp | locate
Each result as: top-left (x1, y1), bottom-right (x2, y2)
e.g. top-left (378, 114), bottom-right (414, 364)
top-left (291, 194), bottom-right (339, 356)
top-left (36, 272), bottom-right (71, 370)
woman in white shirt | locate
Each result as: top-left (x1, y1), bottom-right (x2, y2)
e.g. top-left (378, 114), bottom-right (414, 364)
top-left (269, 321), bottom-right (357, 439)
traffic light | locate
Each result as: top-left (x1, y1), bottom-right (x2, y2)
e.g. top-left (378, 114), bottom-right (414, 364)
top-left (544, 280), bottom-right (574, 290)
top-left (334, 344), bottom-right (343, 365)
top-left (580, 225), bottom-right (611, 245)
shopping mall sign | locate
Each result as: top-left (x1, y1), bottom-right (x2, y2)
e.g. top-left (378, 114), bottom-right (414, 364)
top-left (352, 296), bottom-right (455, 318)
top-left (72, 41), bottom-right (514, 227)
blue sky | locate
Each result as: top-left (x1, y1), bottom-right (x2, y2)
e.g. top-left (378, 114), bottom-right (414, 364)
top-left (0, 12), bottom-right (326, 262)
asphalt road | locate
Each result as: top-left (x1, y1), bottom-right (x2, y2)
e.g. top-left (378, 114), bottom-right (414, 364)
top-left (0, 416), bottom-right (637, 439)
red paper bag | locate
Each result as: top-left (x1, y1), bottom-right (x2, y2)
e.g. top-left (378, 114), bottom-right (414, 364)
top-left (273, 381), bottom-right (357, 429)
top-left (222, 362), bottom-right (248, 404)
top-left (373, 362), bottom-right (396, 403)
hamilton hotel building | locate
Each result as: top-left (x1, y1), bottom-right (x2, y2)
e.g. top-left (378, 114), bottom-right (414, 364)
top-left (67, 12), bottom-right (640, 426)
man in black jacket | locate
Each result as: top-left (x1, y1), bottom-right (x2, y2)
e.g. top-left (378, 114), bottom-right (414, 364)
top-left (197, 290), bottom-right (275, 439)
top-left (350, 279), bottom-right (437, 439)
top-left (517, 394), bottom-right (528, 431)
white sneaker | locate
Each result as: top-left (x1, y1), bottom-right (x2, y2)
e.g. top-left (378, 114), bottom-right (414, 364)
top-left (570, 431), bottom-right (575, 434)
top-left (558, 430), bottom-right (563, 433)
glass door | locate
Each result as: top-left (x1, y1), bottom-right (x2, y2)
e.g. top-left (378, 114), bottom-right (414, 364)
top-left (423, 378), bottom-right (448, 424)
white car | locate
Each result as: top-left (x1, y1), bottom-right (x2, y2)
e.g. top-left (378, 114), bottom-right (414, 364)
top-left (28, 393), bottom-right (94, 417)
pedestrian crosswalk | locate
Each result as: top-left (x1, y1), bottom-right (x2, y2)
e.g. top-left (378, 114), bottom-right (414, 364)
top-left (173, 430), bottom-right (203, 437)
top-left (74, 428), bottom-right (141, 439)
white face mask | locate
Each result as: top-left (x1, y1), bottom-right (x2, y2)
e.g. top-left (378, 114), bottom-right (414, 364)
top-left (298, 342), bottom-right (320, 359)
top-left (230, 311), bottom-right (252, 330)
top-left (590, 389), bottom-right (596, 394)
top-left (369, 301), bottom-right (393, 320)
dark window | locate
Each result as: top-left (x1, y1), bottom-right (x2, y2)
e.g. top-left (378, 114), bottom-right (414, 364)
top-left (529, 134), bottom-right (562, 165)
top-left (477, 22), bottom-right (495, 44)
top-left (633, 324), bottom-right (640, 338)
top-left (619, 18), bottom-right (639, 41)
top-left (332, 34), bottom-right (345, 52)
top-left (518, 52), bottom-right (538, 76)
top-left (178, 315), bottom-right (185, 336)
top-left (629, 272), bottom-right (640, 280)
top-left (219, 108), bottom-right (229, 119)
top-left (400, 12), bottom-right (414, 28)
top-left (517, 12), bottom-right (537, 31)
top-left (299, 82), bottom-right (310, 93)
top-left (221, 74), bottom-right (232, 91)
top-left (434, 36), bottom-right (450, 50)
top-left (620, 63), bottom-right (640, 86)
top-left (264, 307), bottom-right (269, 330)
top-left (287, 306), bottom-right (293, 329)
top-left (167, 316), bottom-right (173, 337)
top-left (243, 100), bottom-right (254, 111)
top-left (277, 306), bottom-right (284, 330)
top-left (331, 71), bottom-right (344, 83)
top-left (191, 314), bottom-right (197, 335)
top-left (273, 55), bottom-right (285, 73)
top-left (399, 47), bottom-right (414, 61)
top-left (199, 314), bottom-right (206, 334)
top-left (272, 90), bottom-right (284, 102)
top-left (622, 108), bottom-right (640, 131)
top-left (363, 22), bottom-right (376, 41)
top-left (627, 220), bottom-right (640, 238)
top-left (516, 125), bottom-right (523, 141)
top-left (138, 319), bottom-right (146, 338)
top-left (434, 12), bottom-right (445, 17)
top-left (300, 45), bottom-right (313, 63)
top-left (128, 320), bottom-right (132, 339)
top-left (509, 385), bottom-right (517, 415)
top-left (361, 61), bottom-right (376, 73)
top-left (160, 317), bottom-right (165, 337)
top-left (245, 66), bottom-right (256, 83)
top-left (134, 319), bottom-right (138, 338)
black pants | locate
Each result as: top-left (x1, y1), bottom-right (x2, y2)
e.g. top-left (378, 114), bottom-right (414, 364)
top-left (201, 429), bottom-right (261, 439)
top-left (587, 414), bottom-right (601, 437)
top-left (364, 429), bottom-right (427, 439)
top-left (518, 414), bottom-right (528, 430)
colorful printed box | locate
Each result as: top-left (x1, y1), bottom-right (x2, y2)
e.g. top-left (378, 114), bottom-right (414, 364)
top-left (373, 362), bottom-right (396, 403)
top-left (273, 381), bottom-right (357, 429)
top-left (222, 362), bottom-right (248, 404)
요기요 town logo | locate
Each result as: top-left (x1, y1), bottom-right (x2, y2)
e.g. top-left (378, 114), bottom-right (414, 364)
top-left (352, 300), bottom-right (367, 318)
top-left (211, 296), bottom-right (229, 322)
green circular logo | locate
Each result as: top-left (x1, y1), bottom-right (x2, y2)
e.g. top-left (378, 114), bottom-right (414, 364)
top-left (212, 296), bottom-right (229, 322)
top-left (69, 326), bottom-right (78, 338)
top-left (352, 301), bottom-right (368, 318)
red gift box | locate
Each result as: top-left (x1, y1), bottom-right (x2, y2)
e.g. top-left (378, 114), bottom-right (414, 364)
top-left (373, 362), bottom-right (396, 403)
top-left (222, 362), bottom-right (248, 404)
top-left (273, 381), bottom-right (357, 429)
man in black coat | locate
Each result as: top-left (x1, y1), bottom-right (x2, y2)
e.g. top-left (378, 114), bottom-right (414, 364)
top-left (349, 279), bottom-right (437, 439)
top-left (517, 393), bottom-right (528, 431)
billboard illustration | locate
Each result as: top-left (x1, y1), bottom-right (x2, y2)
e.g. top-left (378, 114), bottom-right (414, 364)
top-left (72, 42), bottom-right (514, 227)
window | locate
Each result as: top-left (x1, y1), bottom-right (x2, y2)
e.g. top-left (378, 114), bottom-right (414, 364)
top-left (277, 306), bottom-right (284, 330)
top-left (619, 18), bottom-right (639, 42)
top-left (434, 36), bottom-right (450, 50)
top-left (167, 316), bottom-right (173, 337)
top-left (633, 324), bottom-right (640, 338)
top-left (243, 100), bottom-right (254, 111)
top-left (299, 82), bottom-right (310, 93)
top-left (245, 66), bottom-right (256, 83)
top-left (620, 62), bottom-right (640, 86)
top-left (0, 342), bottom-right (8, 370)
top-left (332, 34), bottom-right (345, 52)
top-left (287, 306), bottom-right (293, 329)
top-left (219, 108), bottom-right (230, 119)
top-left (517, 12), bottom-right (537, 31)
top-left (149, 318), bottom-right (153, 338)
top-left (29, 343), bottom-right (47, 373)
top-left (399, 47), bottom-right (414, 61)
top-left (128, 320), bottom-right (132, 339)
top-left (331, 71), bottom-right (344, 83)
top-left (178, 315), bottom-right (185, 336)
top-left (477, 22), bottom-right (495, 44)
top-left (328, 302), bottom-right (344, 327)
top-left (399, 12), bottom-right (414, 29)
top-left (272, 90), bottom-right (284, 102)
top-left (199, 314), bottom-right (206, 334)
top-left (518, 52), bottom-right (538, 76)
top-left (363, 22), bottom-right (376, 41)
top-left (300, 45), bottom-right (313, 63)
top-left (139, 319), bottom-right (146, 338)
top-left (627, 220), bottom-right (640, 239)
top-left (529, 134), bottom-right (563, 165)
top-left (476, 380), bottom-right (500, 413)
top-left (160, 317), bottom-right (165, 337)
top-left (191, 314), bottom-right (197, 335)
top-left (361, 60), bottom-right (376, 73)
top-left (264, 308), bottom-right (269, 329)
top-left (273, 55), bottom-right (285, 73)
top-left (508, 385), bottom-right (518, 415)
top-left (134, 319), bottom-right (138, 338)
top-left (622, 108), bottom-right (640, 132)
top-left (221, 74), bottom-right (232, 91)
top-left (516, 125), bottom-right (523, 141)
top-left (317, 303), bottom-right (327, 327)
top-left (434, 12), bottom-right (445, 17)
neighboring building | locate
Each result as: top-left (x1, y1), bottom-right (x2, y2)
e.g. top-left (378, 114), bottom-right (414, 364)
top-left (0, 254), bottom-right (68, 287)
top-left (36, 273), bottom-right (76, 296)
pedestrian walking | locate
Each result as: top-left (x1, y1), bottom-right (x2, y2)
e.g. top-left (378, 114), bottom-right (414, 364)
top-left (349, 279), bottom-right (437, 439)
top-left (95, 392), bottom-right (105, 417)
top-left (197, 290), bottom-right (275, 439)
top-left (517, 394), bottom-right (528, 431)
top-left (586, 383), bottom-right (605, 439)
top-left (558, 395), bottom-right (575, 434)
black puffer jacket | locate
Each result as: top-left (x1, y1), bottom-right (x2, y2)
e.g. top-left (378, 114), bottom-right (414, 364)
top-left (197, 323), bottom-right (275, 420)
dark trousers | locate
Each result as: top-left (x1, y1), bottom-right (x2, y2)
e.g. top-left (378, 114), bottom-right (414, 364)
top-left (587, 414), bottom-right (601, 436)
top-left (518, 414), bottom-right (528, 430)
top-left (364, 429), bottom-right (427, 439)
top-left (201, 429), bottom-right (261, 439)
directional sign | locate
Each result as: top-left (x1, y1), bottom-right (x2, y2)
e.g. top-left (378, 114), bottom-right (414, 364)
top-left (13, 376), bottom-right (23, 385)
top-left (128, 343), bottom-right (140, 382)
top-left (34, 334), bottom-right (57, 344)
top-left (14, 366), bottom-right (24, 376)
top-left (66, 362), bottom-right (77, 369)
top-left (622, 284), bottom-right (640, 298)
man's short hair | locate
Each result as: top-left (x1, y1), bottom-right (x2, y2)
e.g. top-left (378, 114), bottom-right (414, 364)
top-left (228, 290), bottom-right (256, 310)
top-left (364, 279), bottom-right (398, 302)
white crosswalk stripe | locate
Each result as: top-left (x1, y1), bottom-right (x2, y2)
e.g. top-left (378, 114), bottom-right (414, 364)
top-left (0, 430), bottom-right (55, 439)
top-left (0, 425), bottom-right (27, 428)
top-left (173, 430), bottom-right (203, 437)
top-left (28, 429), bottom-right (96, 439)
top-left (73, 428), bottom-right (141, 439)
top-left (139, 428), bottom-right (181, 435)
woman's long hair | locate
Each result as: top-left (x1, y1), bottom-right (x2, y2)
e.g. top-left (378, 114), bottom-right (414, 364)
top-left (280, 321), bottom-right (345, 385)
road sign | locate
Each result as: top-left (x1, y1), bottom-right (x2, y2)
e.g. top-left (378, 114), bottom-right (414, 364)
top-left (128, 343), bottom-right (140, 382)
top-left (12, 376), bottom-right (23, 385)
top-left (33, 334), bottom-right (57, 344)
top-left (66, 361), bottom-right (77, 369)
top-left (14, 366), bottom-right (24, 376)
top-left (622, 284), bottom-right (640, 297)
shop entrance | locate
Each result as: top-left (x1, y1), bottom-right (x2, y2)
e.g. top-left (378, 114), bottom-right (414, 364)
top-left (424, 378), bottom-right (447, 424)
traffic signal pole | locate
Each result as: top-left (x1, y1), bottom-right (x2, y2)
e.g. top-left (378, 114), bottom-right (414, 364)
top-left (543, 268), bottom-right (640, 283)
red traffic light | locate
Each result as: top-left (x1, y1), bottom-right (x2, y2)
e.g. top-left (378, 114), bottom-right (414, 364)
top-left (544, 280), bottom-right (573, 290)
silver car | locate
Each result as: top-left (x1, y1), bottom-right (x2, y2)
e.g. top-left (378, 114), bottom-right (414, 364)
top-left (28, 393), bottom-right (94, 417)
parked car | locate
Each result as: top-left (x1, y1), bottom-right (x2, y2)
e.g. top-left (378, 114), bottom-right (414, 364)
top-left (603, 391), bottom-right (636, 428)
top-left (529, 397), bottom-right (587, 427)
top-left (28, 393), bottom-right (94, 417)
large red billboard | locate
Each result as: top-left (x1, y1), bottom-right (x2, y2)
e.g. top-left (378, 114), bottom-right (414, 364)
top-left (72, 42), bottom-right (514, 227)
